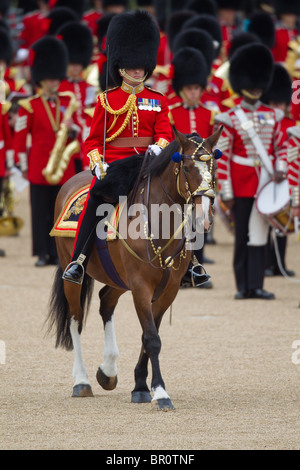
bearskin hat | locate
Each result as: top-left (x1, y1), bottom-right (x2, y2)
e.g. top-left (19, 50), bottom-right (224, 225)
top-left (261, 64), bottom-right (292, 105)
top-left (215, 0), bottom-right (245, 9)
top-left (274, 0), bottom-right (300, 16)
top-left (186, 0), bottom-right (218, 16)
top-left (102, 0), bottom-right (128, 8)
top-left (30, 36), bottom-right (68, 85)
top-left (46, 7), bottom-right (79, 35)
top-left (228, 31), bottom-right (261, 58)
top-left (97, 13), bottom-right (116, 52)
top-left (52, 0), bottom-right (86, 17)
top-left (166, 10), bottom-right (196, 52)
top-left (229, 43), bottom-right (274, 94)
top-left (0, 28), bottom-right (13, 65)
top-left (172, 28), bottom-right (215, 73)
top-left (247, 11), bottom-right (275, 49)
top-left (57, 21), bottom-right (93, 68)
top-left (172, 47), bottom-right (208, 95)
top-left (183, 14), bottom-right (223, 57)
top-left (154, 0), bottom-right (184, 31)
top-left (106, 10), bottom-right (160, 86)
top-left (0, 0), bottom-right (10, 16)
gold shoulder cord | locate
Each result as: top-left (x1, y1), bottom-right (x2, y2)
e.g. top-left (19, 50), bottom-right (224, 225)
top-left (99, 92), bottom-right (138, 142)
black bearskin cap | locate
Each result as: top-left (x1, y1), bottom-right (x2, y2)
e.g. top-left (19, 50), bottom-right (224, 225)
top-left (166, 10), bottom-right (196, 52)
top-left (173, 28), bottom-right (215, 73)
top-left (53, 0), bottom-right (87, 18)
top-left (154, 0), bottom-right (184, 31)
top-left (261, 64), bottom-right (292, 105)
top-left (97, 13), bottom-right (116, 52)
top-left (102, 0), bottom-right (128, 8)
top-left (248, 11), bottom-right (275, 48)
top-left (0, 28), bottom-right (13, 65)
top-left (57, 21), bottom-right (93, 68)
top-left (106, 10), bottom-right (160, 86)
top-left (228, 31), bottom-right (261, 58)
top-left (46, 7), bottom-right (79, 35)
top-left (229, 43), bottom-right (274, 93)
top-left (183, 14), bottom-right (223, 57)
top-left (30, 36), bottom-right (68, 85)
top-left (172, 47), bottom-right (208, 95)
top-left (186, 0), bottom-right (218, 16)
top-left (275, 0), bottom-right (300, 16)
top-left (215, 0), bottom-right (245, 9)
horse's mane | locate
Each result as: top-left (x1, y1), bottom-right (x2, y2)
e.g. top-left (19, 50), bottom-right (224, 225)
top-left (141, 132), bottom-right (203, 178)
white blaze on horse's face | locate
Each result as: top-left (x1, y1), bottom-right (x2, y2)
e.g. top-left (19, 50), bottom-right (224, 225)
top-left (194, 159), bottom-right (213, 231)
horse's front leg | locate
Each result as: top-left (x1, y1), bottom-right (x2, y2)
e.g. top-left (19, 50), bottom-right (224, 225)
top-left (132, 287), bottom-right (175, 411)
top-left (64, 282), bottom-right (94, 397)
top-left (96, 285), bottom-right (124, 391)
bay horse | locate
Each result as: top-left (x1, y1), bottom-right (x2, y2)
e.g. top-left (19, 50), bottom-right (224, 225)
top-left (46, 127), bottom-right (222, 411)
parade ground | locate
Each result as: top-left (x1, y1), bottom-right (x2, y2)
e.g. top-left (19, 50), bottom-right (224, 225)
top-left (1, 186), bottom-right (299, 450)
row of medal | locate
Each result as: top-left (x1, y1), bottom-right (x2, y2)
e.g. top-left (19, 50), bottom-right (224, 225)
top-left (138, 98), bottom-right (161, 112)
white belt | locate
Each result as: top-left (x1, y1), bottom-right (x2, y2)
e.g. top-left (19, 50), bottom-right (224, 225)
top-left (0, 140), bottom-right (4, 149)
top-left (232, 155), bottom-right (261, 167)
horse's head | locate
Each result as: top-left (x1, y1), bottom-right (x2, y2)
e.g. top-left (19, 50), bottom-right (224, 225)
top-left (172, 126), bottom-right (223, 232)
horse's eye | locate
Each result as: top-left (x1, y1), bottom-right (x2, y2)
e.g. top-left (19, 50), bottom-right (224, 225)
top-left (183, 165), bottom-right (189, 173)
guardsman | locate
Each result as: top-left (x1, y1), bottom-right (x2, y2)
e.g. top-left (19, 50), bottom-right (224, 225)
top-left (215, 0), bottom-right (244, 60)
top-left (215, 43), bottom-right (286, 300)
top-left (286, 128), bottom-right (300, 223)
top-left (272, 0), bottom-right (300, 64)
top-left (58, 21), bottom-right (95, 173)
top-left (168, 46), bottom-right (216, 288)
top-left (261, 63), bottom-right (296, 277)
top-left (14, 36), bottom-right (80, 267)
top-left (62, 9), bottom-right (173, 284)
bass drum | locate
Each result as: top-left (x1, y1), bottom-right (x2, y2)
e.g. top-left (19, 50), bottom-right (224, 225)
top-left (256, 179), bottom-right (294, 234)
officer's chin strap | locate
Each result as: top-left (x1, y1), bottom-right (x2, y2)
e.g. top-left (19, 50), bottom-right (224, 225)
top-left (119, 68), bottom-right (147, 83)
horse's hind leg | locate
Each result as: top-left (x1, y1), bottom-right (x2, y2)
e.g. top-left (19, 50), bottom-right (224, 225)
top-left (96, 285), bottom-right (124, 391)
top-left (131, 346), bottom-right (152, 403)
top-left (64, 281), bottom-right (94, 397)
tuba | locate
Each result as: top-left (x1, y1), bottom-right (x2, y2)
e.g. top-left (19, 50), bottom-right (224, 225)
top-left (42, 91), bottom-right (81, 185)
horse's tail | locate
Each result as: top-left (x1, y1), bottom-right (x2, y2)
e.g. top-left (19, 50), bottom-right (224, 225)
top-left (45, 265), bottom-right (94, 351)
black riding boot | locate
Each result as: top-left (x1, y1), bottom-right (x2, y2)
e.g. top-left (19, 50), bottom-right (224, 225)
top-left (62, 193), bottom-right (101, 284)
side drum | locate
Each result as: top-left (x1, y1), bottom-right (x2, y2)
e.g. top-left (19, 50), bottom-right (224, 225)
top-left (256, 179), bottom-right (294, 234)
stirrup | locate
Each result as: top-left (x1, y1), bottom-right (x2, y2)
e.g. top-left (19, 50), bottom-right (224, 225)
top-left (191, 264), bottom-right (211, 287)
top-left (62, 260), bottom-right (85, 285)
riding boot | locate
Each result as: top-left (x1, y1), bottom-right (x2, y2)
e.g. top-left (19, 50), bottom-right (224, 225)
top-left (62, 194), bottom-right (101, 284)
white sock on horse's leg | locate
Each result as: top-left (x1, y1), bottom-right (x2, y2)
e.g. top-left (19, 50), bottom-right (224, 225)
top-left (70, 317), bottom-right (90, 386)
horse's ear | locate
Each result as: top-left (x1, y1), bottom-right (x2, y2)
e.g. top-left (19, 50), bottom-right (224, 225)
top-left (205, 125), bottom-right (223, 149)
top-left (173, 125), bottom-right (189, 151)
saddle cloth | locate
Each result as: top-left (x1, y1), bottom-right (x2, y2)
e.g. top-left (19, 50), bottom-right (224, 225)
top-left (50, 185), bottom-right (125, 240)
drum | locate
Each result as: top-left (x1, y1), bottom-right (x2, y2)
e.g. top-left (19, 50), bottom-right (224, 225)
top-left (256, 179), bottom-right (294, 234)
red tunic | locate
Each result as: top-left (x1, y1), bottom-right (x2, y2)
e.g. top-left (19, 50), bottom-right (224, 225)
top-left (19, 11), bottom-right (46, 49)
top-left (169, 101), bottom-right (214, 139)
top-left (84, 83), bottom-right (173, 164)
top-left (14, 92), bottom-right (78, 185)
top-left (0, 103), bottom-right (14, 177)
top-left (215, 101), bottom-right (284, 198)
top-left (272, 26), bottom-right (298, 64)
top-left (286, 126), bottom-right (300, 207)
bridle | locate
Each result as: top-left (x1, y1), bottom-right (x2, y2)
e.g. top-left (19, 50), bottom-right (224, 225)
top-left (173, 138), bottom-right (216, 205)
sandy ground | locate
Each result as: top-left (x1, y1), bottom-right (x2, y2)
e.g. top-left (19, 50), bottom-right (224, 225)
top-left (0, 186), bottom-right (299, 451)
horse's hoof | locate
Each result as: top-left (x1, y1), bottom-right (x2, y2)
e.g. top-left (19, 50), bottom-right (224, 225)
top-left (131, 390), bottom-right (152, 403)
top-left (152, 398), bottom-right (175, 411)
top-left (72, 384), bottom-right (94, 397)
top-left (96, 367), bottom-right (118, 390)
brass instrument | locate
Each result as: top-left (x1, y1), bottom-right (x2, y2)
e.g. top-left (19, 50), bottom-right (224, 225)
top-left (42, 91), bottom-right (80, 185)
top-left (0, 177), bottom-right (24, 236)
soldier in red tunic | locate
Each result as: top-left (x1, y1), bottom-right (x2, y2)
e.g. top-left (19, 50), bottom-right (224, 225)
top-left (57, 21), bottom-right (95, 172)
top-left (63, 9), bottom-right (173, 284)
top-left (215, 43), bottom-right (286, 300)
top-left (14, 36), bottom-right (79, 266)
top-left (286, 128), bottom-right (300, 221)
top-left (272, 0), bottom-right (300, 64)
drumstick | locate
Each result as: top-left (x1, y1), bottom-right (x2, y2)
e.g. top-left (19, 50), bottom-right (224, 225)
top-left (295, 216), bottom-right (299, 240)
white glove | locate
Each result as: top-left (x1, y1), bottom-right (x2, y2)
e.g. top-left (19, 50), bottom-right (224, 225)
top-left (94, 161), bottom-right (109, 180)
top-left (147, 144), bottom-right (162, 157)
